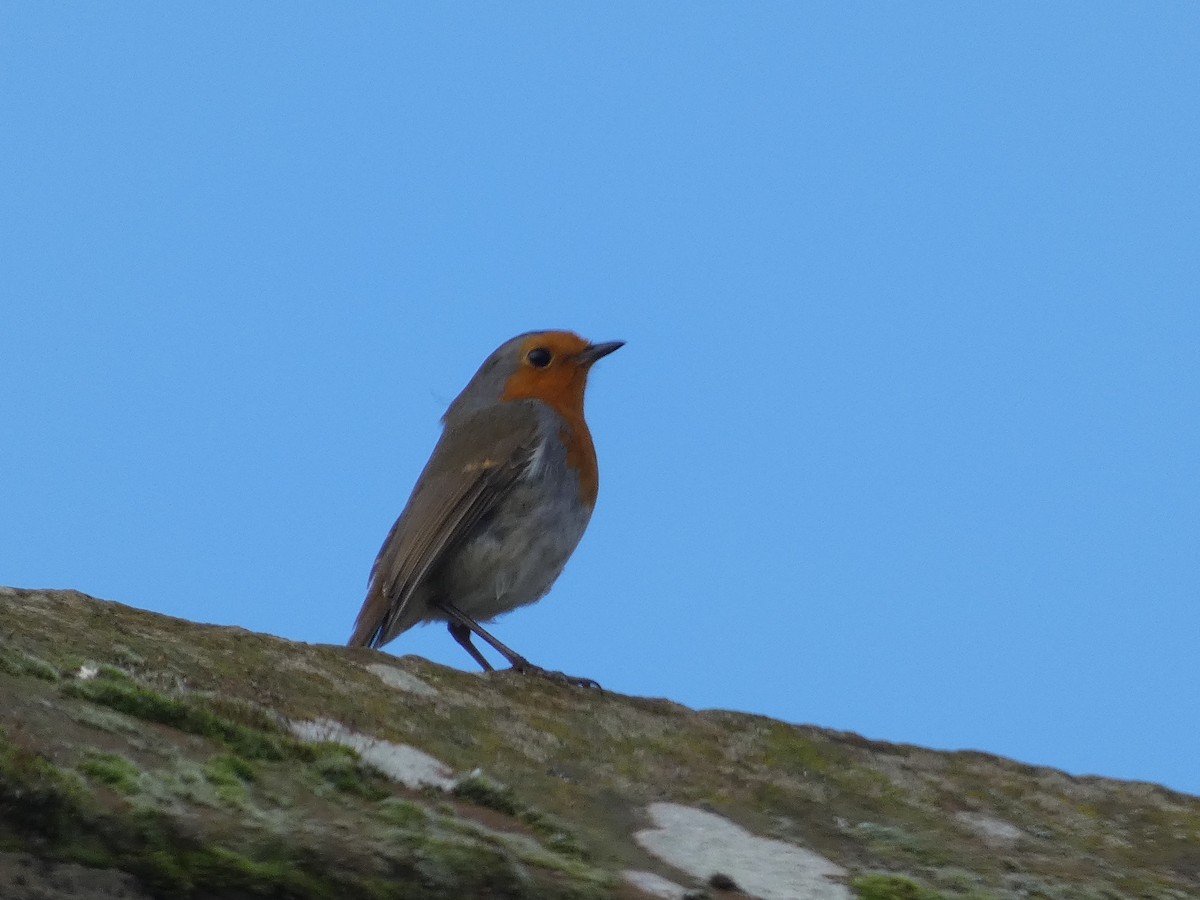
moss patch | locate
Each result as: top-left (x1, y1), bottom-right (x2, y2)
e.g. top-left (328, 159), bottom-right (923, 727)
top-left (762, 722), bottom-right (836, 775)
top-left (311, 744), bottom-right (388, 799)
top-left (1, 729), bottom-right (594, 899)
top-left (204, 754), bottom-right (257, 786)
top-left (6, 587), bottom-right (1200, 900)
top-left (453, 774), bottom-right (590, 861)
top-left (853, 874), bottom-right (947, 899)
top-left (452, 774), bottom-right (521, 817)
top-left (0, 736), bottom-right (88, 848)
top-left (78, 751), bottom-right (141, 795)
top-left (201, 754), bottom-right (257, 806)
top-left (378, 797), bottom-right (429, 829)
top-left (62, 678), bottom-right (292, 761)
top-left (0, 649), bottom-right (60, 682)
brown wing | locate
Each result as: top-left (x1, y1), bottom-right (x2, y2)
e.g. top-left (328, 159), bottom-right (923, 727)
top-left (348, 402), bottom-right (545, 649)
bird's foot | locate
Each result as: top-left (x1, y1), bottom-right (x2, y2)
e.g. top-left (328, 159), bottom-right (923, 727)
top-left (507, 657), bottom-right (601, 690)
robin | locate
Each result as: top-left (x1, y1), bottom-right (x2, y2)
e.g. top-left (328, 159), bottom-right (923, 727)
top-left (348, 330), bottom-right (623, 687)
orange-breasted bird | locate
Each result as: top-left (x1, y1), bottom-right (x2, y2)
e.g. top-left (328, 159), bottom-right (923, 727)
top-left (348, 330), bottom-right (622, 687)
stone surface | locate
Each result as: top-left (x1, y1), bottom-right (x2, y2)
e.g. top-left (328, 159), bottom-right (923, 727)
top-left (1, 586), bottom-right (1198, 900)
top-left (635, 802), bottom-right (848, 900)
top-left (289, 717), bottom-right (456, 790)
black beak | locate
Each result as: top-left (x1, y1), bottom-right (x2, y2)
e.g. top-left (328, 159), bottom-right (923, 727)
top-left (578, 340), bottom-right (625, 367)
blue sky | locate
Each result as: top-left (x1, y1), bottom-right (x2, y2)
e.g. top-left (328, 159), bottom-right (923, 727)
top-left (3, 5), bottom-right (1198, 796)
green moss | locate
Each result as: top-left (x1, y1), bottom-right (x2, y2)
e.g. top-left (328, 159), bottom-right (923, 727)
top-left (378, 798), bottom-right (429, 829)
top-left (60, 838), bottom-right (117, 870)
top-left (54, 654), bottom-right (86, 678)
top-left (312, 747), bottom-right (388, 799)
top-left (147, 759), bottom-right (227, 810)
top-left (0, 649), bottom-right (60, 681)
top-left (839, 767), bottom-right (901, 798)
top-left (855, 821), bottom-right (954, 868)
top-left (26, 657), bottom-right (61, 681)
top-left (78, 751), bottom-right (141, 795)
top-left (111, 817), bottom-right (367, 899)
top-left (452, 774), bottom-right (589, 861)
top-left (853, 874), bottom-right (947, 900)
top-left (416, 838), bottom-right (522, 897)
top-left (62, 678), bottom-right (291, 760)
top-left (521, 809), bottom-right (590, 861)
top-left (439, 816), bottom-right (505, 845)
top-left (177, 846), bottom-right (330, 897)
top-left (0, 736), bottom-right (88, 844)
top-left (762, 723), bottom-right (833, 775)
top-left (0, 731), bottom-right (480, 898)
top-left (68, 703), bottom-right (145, 737)
top-left (110, 644), bottom-right (146, 667)
top-left (452, 774), bottom-right (520, 816)
top-left (16, 586), bottom-right (1199, 899)
top-left (512, 842), bottom-right (611, 889)
top-left (926, 868), bottom-right (996, 898)
top-left (851, 873), bottom-right (939, 900)
top-left (201, 754), bottom-right (257, 806)
top-left (204, 754), bottom-right (257, 785)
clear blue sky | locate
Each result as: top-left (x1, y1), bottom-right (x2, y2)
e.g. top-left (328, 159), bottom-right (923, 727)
top-left (3, 5), bottom-right (1197, 797)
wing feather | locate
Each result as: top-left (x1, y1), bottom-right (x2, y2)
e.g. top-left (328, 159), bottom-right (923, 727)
top-left (348, 402), bottom-right (545, 648)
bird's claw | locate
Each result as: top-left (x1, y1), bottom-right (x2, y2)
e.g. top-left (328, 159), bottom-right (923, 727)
top-left (507, 659), bottom-right (601, 690)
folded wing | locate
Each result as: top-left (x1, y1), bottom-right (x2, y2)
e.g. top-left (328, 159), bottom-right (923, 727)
top-left (348, 402), bottom-right (545, 649)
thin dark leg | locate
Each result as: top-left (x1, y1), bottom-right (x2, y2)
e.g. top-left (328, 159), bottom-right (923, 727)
top-left (434, 600), bottom-right (600, 689)
top-left (448, 622), bottom-right (494, 672)
top-left (438, 603), bottom-right (532, 669)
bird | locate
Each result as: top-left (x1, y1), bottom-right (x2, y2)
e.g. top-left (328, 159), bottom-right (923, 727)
top-left (348, 330), bottom-right (623, 687)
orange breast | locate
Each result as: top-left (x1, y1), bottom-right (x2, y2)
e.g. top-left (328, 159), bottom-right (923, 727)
top-left (500, 336), bottom-right (600, 509)
top-left (559, 419), bottom-right (599, 508)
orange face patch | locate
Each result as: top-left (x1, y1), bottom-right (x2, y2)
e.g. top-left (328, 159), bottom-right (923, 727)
top-left (499, 332), bottom-right (594, 412)
top-left (500, 331), bottom-right (601, 507)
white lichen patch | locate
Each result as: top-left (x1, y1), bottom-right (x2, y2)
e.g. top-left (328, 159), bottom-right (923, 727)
top-left (956, 811), bottom-right (1025, 845)
top-left (621, 869), bottom-right (689, 899)
top-left (365, 663), bottom-right (439, 696)
top-left (289, 718), bottom-right (454, 790)
top-left (635, 803), bottom-right (849, 900)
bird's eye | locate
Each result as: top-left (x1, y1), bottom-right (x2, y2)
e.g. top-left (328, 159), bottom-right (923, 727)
top-left (526, 348), bottom-right (553, 368)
